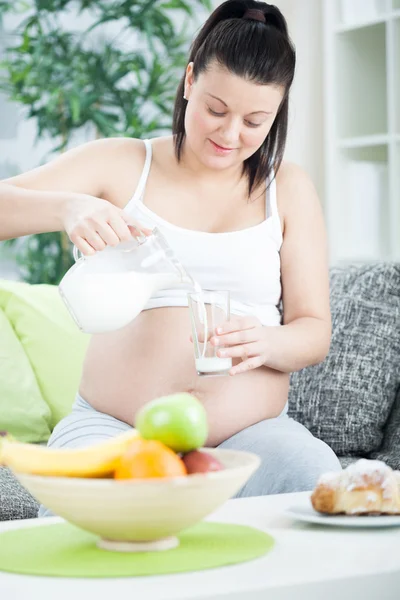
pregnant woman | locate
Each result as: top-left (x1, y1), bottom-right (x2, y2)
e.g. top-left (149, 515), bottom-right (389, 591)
top-left (0, 1), bottom-right (341, 513)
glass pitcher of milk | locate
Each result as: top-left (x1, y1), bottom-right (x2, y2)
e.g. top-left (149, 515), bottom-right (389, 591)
top-left (59, 228), bottom-right (194, 334)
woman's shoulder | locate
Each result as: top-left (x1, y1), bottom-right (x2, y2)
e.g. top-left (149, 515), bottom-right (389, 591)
top-left (274, 161), bottom-right (322, 237)
top-left (77, 137), bottom-right (147, 206)
top-left (66, 136), bottom-right (147, 182)
top-left (86, 136), bottom-right (173, 207)
top-left (96, 135), bottom-right (173, 172)
top-left (97, 135), bottom-right (175, 207)
top-left (85, 135), bottom-right (172, 167)
top-left (89, 136), bottom-right (146, 164)
top-left (275, 160), bottom-right (314, 191)
top-left (275, 161), bottom-right (320, 218)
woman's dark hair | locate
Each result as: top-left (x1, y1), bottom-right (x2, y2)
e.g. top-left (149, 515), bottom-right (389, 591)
top-left (173, 1), bottom-right (296, 195)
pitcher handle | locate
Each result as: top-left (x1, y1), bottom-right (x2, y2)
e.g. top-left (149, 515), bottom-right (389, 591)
top-left (73, 246), bottom-right (83, 262)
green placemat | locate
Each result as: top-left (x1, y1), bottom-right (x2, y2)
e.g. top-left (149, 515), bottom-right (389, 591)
top-left (0, 521), bottom-right (274, 578)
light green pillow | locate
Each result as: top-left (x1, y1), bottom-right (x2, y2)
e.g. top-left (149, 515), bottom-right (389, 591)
top-left (0, 279), bottom-right (90, 431)
top-left (0, 308), bottom-right (52, 442)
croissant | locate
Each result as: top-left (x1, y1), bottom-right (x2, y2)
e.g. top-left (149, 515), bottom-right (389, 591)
top-left (311, 459), bottom-right (400, 515)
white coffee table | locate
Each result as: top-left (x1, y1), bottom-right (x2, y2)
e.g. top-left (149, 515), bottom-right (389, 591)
top-left (1, 491), bottom-right (400, 600)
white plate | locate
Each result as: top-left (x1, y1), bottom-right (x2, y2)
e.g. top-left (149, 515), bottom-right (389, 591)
top-left (285, 502), bottom-right (400, 528)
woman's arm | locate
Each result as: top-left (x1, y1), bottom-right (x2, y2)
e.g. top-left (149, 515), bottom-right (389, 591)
top-left (0, 138), bottom-right (109, 239)
top-left (0, 137), bottom-right (150, 253)
top-left (0, 183), bottom-right (72, 239)
top-left (212, 162), bottom-right (331, 375)
top-left (261, 161), bottom-right (331, 372)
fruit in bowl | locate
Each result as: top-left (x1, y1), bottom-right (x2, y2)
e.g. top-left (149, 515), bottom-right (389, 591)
top-left (0, 394), bottom-right (260, 552)
top-left (135, 392), bottom-right (209, 452)
top-left (182, 449), bottom-right (224, 474)
top-left (113, 438), bottom-right (187, 479)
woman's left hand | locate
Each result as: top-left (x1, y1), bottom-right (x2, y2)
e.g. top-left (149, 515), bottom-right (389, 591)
top-left (211, 316), bottom-right (268, 376)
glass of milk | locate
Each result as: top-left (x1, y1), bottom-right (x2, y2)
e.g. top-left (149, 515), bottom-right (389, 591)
top-left (188, 290), bottom-right (232, 377)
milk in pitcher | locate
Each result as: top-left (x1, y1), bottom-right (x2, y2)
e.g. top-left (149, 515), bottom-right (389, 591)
top-left (60, 270), bottom-right (179, 334)
top-left (59, 228), bottom-right (196, 334)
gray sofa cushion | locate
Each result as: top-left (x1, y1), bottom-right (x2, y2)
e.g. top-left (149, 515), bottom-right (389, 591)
top-left (338, 456), bottom-right (365, 469)
top-left (288, 263), bottom-right (400, 458)
top-left (0, 467), bottom-right (39, 520)
top-left (370, 387), bottom-right (400, 469)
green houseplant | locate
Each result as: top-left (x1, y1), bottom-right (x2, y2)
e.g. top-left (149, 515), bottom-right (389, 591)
top-left (0, 0), bottom-right (211, 284)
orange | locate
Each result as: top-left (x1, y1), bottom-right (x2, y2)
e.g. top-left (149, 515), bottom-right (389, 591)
top-left (113, 438), bottom-right (187, 480)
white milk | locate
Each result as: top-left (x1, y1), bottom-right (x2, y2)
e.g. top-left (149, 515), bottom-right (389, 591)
top-left (196, 357), bottom-right (232, 374)
top-left (191, 284), bottom-right (232, 374)
top-left (59, 270), bottom-right (178, 334)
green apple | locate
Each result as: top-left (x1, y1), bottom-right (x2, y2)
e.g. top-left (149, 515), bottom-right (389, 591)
top-left (135, 393), bottom-right (208, 453)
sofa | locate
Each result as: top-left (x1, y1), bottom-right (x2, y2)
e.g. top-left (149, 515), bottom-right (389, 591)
top-left (1, 262), bottom-right (399, 521)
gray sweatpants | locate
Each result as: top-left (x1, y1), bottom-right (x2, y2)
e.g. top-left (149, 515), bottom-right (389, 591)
top-left (38, 394), bottom-right (341, 517)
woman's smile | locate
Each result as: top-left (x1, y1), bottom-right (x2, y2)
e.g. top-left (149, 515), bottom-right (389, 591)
top-left (208, 139), bottom-right (237, 155)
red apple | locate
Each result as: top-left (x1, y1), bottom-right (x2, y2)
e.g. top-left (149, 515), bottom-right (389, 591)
top-left (182, 450), bottom-right (224, 474)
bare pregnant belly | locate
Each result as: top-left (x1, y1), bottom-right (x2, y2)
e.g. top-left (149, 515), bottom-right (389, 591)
top-left (79, 307), bottom-right (290, 446)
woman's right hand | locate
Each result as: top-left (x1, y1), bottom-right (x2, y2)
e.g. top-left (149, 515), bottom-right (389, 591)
top-left (62, 194), bottom-right (152, 256)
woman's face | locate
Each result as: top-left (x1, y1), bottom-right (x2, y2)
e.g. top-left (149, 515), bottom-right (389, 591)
top-left (183, 61), bottom-right (284, 171)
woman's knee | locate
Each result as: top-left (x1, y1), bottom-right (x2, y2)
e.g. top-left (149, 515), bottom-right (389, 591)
top-left (242, 435), bottom-right (340, 497)
top-left (285, 435), bottom-right (342, 492)
top-left (220, 418), bottom-right (341, 497)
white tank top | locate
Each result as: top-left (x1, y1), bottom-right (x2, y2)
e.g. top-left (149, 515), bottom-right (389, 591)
top-left (124, 139), bottom-right (283, 326)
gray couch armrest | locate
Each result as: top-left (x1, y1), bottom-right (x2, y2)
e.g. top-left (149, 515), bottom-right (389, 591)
top-left (0, 467), bottom-right (39, 521)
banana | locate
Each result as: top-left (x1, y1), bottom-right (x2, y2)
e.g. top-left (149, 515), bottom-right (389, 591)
top-left (0, 429), bottom-right (139, 477)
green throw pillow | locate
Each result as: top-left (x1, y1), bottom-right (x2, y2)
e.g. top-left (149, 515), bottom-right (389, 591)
top-left (0, 279), bottom-right (90, 431)
top-left (0, 308), bottom-right (52, 442)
